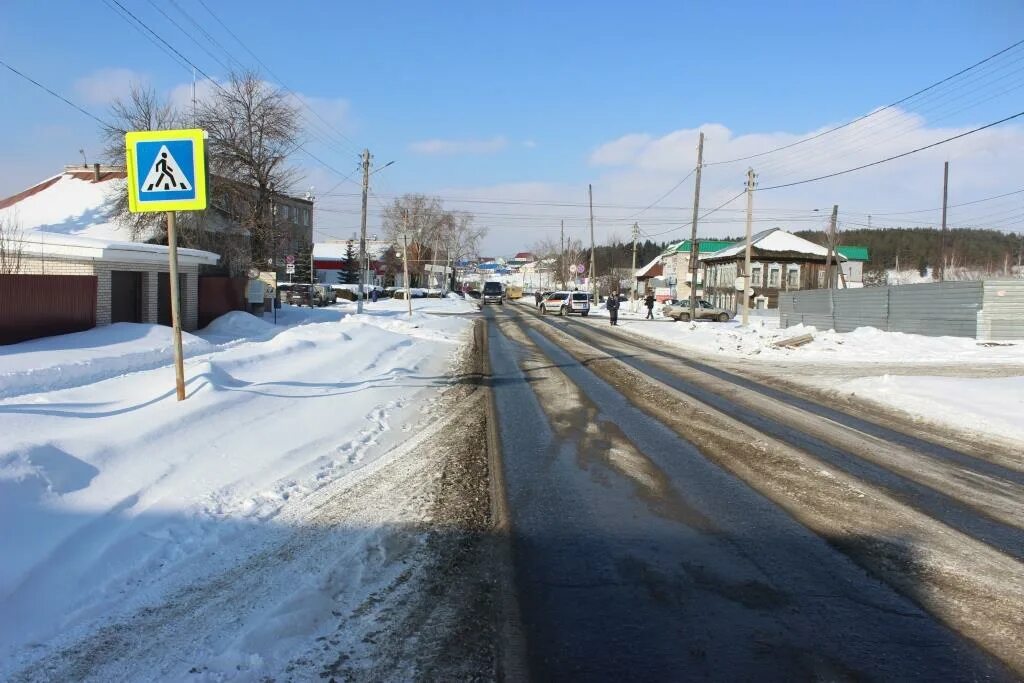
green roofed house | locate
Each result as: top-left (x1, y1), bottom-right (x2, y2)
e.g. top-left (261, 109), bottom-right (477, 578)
top-left (659, 239), bottom-right (739, 301)
top-left (836, 245), bottom-right (870, 286)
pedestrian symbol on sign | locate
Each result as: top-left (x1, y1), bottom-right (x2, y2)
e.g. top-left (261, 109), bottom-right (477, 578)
top-left (142, 146), bottom-right (192, 192)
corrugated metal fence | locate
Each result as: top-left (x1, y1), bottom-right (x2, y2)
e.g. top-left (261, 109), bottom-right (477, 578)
top-left (0, 274), bottom-right (98, 344)
top-left (198, 276), bottom-right (248, 328)
top-left (779, 280), bottom-right (1024, 341)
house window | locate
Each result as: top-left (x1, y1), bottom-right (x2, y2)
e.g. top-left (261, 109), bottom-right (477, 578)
top-left (787, 267), bottom-right (799, 288)
top-left (768, 267), bottom-right (781, 287)
top-left (751, 266), bottom-right (762, 286)
top-left (817, 269), bottom-right (825, 287)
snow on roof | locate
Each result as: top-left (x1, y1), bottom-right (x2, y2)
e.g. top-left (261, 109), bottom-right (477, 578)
top-left (703, 228), bottom-right (844, 260)
top-left (635, 254), bottom-right (663, 278)
top-left (0, 171), bottom-right (143, 242)
top-left (313, 240), bottom-right (393, 260)
top-left (14, 231), bottom-right (219, 266)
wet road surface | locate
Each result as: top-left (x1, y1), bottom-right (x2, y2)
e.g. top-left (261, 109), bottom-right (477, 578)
top-left (484, 303), bottom-right (1022, 681)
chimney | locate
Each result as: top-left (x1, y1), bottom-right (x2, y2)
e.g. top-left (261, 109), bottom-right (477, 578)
top-left (93, 163), bottom-right (101, 182)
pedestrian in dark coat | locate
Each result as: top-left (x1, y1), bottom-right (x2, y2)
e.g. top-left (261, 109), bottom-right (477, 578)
top-left (607, 292), bottom-right (620, 326)
top-left (371, 288), bottom-right (379, 303)
top-left (644, 292), bottom-right (656, 320)
top-left (535, 290), bottom-right (543, 307)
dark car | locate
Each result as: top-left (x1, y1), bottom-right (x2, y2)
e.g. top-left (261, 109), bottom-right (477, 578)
top-left (287, 283), bottom-right (325, 307)
top-left (482, 281), bottom-right (504, 305)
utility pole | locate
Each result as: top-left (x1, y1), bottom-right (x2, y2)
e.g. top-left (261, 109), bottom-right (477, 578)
top-left (588, 184), bottom-right (596, 300)
top-left (687, 131), bottom-right (705, 313)
top-left (402, 209), bottom-right (412, 317)
top-left (741, 168), bottom-right (756, 327)
top-left (631, 221), bottom-right (640, 311)
top-left (560, 219), bottom-right (565, 289)
top-left (357, 149), bottom-right (371, 313)
top-left (940, 161), bottom-right (949, 282)
top-left (824, 204), bottom-right (838, 288)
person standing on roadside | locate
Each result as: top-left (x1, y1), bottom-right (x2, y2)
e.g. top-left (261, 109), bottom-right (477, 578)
top-left (644, 291), bottom-right (656, 320)
top-left (535, 290), bottom-right (543, 307)
top-left (607, 291), bottom-right (620, 326)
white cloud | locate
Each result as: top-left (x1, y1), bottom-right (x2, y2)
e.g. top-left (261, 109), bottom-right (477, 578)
top-left (522, 140), bottom-right (537, 149)
top-left (409, 136), bottom-right (508, 155)
top-left (73, 68), bottom-right (147, 105)
top-left (432, 110), bottom-right (1024, 254)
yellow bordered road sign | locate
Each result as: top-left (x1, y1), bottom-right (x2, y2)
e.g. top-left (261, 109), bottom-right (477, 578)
top-left (125, 128), bottom-right (207, 213)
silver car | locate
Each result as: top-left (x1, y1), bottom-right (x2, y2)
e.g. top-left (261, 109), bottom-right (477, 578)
top-left (661, 299), bottom-right (733, 322)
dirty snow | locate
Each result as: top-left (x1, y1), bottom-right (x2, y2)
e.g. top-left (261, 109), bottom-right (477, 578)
top-left (835, 375), bottom-right (1024, 444)
top-left (0, 298), bottom-right (475, 679)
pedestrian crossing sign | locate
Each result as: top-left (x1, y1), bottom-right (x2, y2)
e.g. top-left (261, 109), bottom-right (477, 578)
top-left (125, 128), bottom-right (207, 212)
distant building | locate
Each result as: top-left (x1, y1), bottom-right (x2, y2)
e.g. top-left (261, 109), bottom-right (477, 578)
top-left (507, 252), bottom-right (535, 269)
top-left (836, 245), bottom-right (869, 285)
top-left (660, 239), bottom-right (738, 301)
top-left (312, 239), bottom-right (393, 286)
top-left (700, 228), bottom-right (847, 310)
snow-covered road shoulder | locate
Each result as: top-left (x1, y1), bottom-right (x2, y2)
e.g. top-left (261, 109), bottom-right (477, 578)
top-left (0, 299), bottom-right (488, 680)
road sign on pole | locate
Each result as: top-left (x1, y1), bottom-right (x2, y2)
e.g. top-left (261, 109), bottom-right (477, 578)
top-left (286, 263), bottom-right (296, 274)
top-left (126, 128), bottom-right (208, 402)
top-left (125, 129), bottom-right (207, 212)
top-left (285, 254), bottom-right (296, 265)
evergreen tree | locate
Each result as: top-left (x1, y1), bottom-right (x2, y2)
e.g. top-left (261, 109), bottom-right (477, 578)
top-left (339, 241), bottom-right (358, 284)
top-left (294, 241), bottom-right (313, 282)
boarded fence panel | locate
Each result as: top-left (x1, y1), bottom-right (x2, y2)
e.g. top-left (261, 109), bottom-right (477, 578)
top-left (889, 281), bottom-right (981, 338)
top-left (198, 276), bottom-right (247, 328)
top-left (0, 274), bottom-right (97, 345)
top-left (979, 280), bottom-right (1024, 341)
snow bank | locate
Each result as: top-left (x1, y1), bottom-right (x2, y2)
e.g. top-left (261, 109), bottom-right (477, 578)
top-left (0, 304), bottom-right (473, 674)
top-left (594, 314), bottom-right (1024, 365)
top-left (835, 375), bottom-right (1024, 444)
top-left (0, 324), bottom-right (215, 399)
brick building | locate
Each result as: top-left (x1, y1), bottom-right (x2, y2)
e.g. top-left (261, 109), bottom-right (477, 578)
top-left (11, 232), bottom-right (218, 333)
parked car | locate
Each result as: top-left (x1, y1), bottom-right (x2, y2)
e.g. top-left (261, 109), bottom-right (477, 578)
top-left (661, 299), bottom-right (733, 322)
top-left (482, 281), bottom-right (504, 305)
top-left (287, 283), bottom-right (329, 307)
top-left (539, 291), bottom-right (590, 316)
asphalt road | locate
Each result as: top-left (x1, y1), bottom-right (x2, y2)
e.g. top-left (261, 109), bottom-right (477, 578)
top-left (483, 302), bottom-right (1023, 681)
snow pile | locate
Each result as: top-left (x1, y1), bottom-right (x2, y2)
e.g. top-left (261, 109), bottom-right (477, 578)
top-left (835, 375), bottom-right (1024, 444)
top-left (587, 314), bottom-right (1024, 365)
top-left (0, 305), bottom-right (473, 677)
top-left (0, 323), bottom-right (215, 399)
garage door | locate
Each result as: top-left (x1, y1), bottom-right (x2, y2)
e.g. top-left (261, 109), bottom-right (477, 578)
top-left (110, 271), bottom-right (142, 323)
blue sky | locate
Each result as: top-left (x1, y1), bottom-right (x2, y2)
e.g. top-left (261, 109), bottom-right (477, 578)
top-left (3, 1), bottom-right (1023, 251)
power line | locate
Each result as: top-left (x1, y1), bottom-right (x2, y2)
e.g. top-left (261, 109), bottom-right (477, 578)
top-left (757, 108), bottom-right (1024, 192)
top-left (705, 37), bottom-right (1024, 167)
top-left (622, 167), bottom-right (696, 219)
top-left (194, 0), bottom-right (361, 156)
top-left (0, 58), bottom-right (112, 128)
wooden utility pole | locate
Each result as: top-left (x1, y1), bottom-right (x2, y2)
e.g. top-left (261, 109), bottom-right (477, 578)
top-left (741, 168), bottom-right (756, 327)
top-left (166, 212), bottom-right (185, 401)
top-left (588, 184), bottom-right (596, 300)
top-left (402, 209), bottom-right (412, 317)
top-left (560, 219), bottom-right (565, 289)
top-left (357, 149), bottom-right (371, 313)
top-left (631, 222), bottom-right (640, 311)
top-left (824, 204), bottom-right (838, 288)
top-left (687, 132), bottom-right (705, 313)
top-left (940, 161), bottom-right (949, 282)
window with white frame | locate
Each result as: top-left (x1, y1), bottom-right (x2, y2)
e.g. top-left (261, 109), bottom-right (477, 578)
top-left (751, 265), bottom-right (762, 287)
top-left (768, 266), bottom-right (781, 287)
top-left (817, 269), bottom-right (825, 287)
top-left (787, 265), bottom-right (800, 288)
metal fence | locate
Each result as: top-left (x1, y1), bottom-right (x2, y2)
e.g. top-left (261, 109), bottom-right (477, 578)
top-left (779, 280), bottom-right (1024, 341)
top-left (198, 276), bottom-right (247, 328)
top-left (0, 274), bottom-right (97, 344)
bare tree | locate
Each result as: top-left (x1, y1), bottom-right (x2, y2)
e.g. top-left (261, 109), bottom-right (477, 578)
top-left (381, 194), bottom-right (482, 288)
top-left (102, 84), bottom-right (181, 241)
top-left (533, 236), bottom-right (584, 289)
top-left (199, 71), bottom-right (301, 267)
top-left (0, 212), bottom-right (24, 274)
